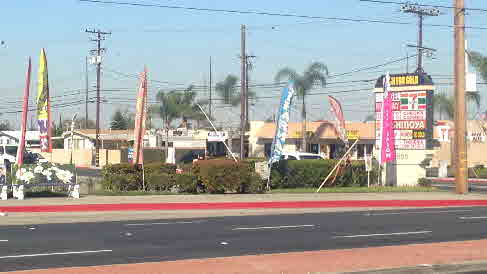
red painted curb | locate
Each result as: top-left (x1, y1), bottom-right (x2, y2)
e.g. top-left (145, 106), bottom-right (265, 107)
top-left (1, 200), bottom-right (487, 213)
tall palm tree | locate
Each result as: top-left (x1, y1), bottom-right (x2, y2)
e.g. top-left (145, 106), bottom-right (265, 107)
top-left (215, 74), bottom-right (240, 106)
top-left (469, 51), bottom-right (487, 82)
top-left (274, 62), bottom-right (328, 152)
top-left (433, 92), bottom-right (480, 121)
top-left (363, 114), bottom-right (375, 123)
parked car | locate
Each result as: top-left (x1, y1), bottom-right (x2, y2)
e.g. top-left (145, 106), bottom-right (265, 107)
top-left (0, 145), bottom-right (18, 170)
top-left (280, 152), bottom-right (324, 160)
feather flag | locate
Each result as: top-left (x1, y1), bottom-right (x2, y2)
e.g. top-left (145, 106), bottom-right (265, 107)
top-left (16, 58), bottom-right (32, 168)
top-left (37, 49), bottom-right (52, 152)
top-left (133, 68), bottom-right (148, 165)
top-left (269, 81), bottom-right (296, 165)
top-left (328, 95), bottom-right (347, 144)
top-left (380, 72), bottom-right (396, 164)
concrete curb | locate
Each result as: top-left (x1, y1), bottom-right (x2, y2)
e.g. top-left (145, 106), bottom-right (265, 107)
top-left (2, 199), bottom-right (487, 213)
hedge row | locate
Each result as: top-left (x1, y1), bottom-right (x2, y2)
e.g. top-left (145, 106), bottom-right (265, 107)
top-left (270, 159), bottom-right (378, 189)
top-left (192, 160), bottom-right (263, 193)
top-left (101, 160), bottom-right (264, 194)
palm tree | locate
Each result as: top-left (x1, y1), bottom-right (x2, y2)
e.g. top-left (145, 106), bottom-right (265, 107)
top-left (274, 62), bottom-right (328, 152)
top-left (469, 51), bottom-right (487, 82)
top-left (215, 74), bottom-right (240, 106)
top-left (433, 92), bottom-right (480, 121)
top-left (363, 114), bottom-right (375, 123)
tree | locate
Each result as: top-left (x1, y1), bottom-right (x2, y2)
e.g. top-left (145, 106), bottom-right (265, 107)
top-left (363, 114), bottom-right (375, 122)
top-left (433, 92), bottom-right (480, 120)
top-left (77, 118), bottom-right (96, 129)
top-left (215, 74), bottom-right (240, 106)
top-left (274, 62), bottom-right (329, 152)
top-left (469, 51), bottom-right (487, 82)
top-left (110, 109), bottom-right (129, 130)
top-left (0, 121), bottom-right (11, 131)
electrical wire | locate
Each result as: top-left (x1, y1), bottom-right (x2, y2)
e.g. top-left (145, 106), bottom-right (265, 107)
top-left (78, 0), bottom-right (487, 30)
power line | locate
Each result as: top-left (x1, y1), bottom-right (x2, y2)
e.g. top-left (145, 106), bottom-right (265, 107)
top-left (78, 0), bottom-right (487, 30)
top-left (359, 0), bottom-right (487, 12)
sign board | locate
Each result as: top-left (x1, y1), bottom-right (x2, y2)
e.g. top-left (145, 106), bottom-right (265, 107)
top-left (365, 155), bottom-right (372, 172)
top-left (393, 111), bottom-right (426, 121)
top-left (374, 73), bottom-right (434, 151)
top-left (468, 131), bottom-right (486, 143)
top-left (436, 126), bottom-right (451, 142)
top-left (346, 130), bottom-right (359, 140)
top-left (127, 148), bottom-right (134, 163)
top-left (395, 139), bottom-right (426, 150)
top-left (208, 131), bottom-right (227, 142)
top-left (393, 120), bottom-right (425, 130)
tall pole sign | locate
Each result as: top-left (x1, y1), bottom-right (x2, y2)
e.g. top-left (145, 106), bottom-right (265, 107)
top-left (374, 73), bottom-right (435, 186)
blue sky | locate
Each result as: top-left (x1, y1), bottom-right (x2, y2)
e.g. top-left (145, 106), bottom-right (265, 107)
top-left (1, 0), bottom-right (486, 129)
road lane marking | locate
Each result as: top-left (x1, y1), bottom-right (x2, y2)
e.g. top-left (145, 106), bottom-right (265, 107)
top-left (365, 209), bottom-right (474, 216)
top-left (0, 249), bottom-right (112, 259)
top-left (233, 225), bottom-right (315, 230)
top-left (125, 220), bottom-right (205, 226)
top-left (0, 240), bottom-right (7, 242)
top-left (333, 231), bottom-right (432, 238)
top-left (459, 216), bottom-right (487, 220)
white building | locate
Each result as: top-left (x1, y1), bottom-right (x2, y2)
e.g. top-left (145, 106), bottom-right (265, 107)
top-left (0, 131), bottom-right (41, 148)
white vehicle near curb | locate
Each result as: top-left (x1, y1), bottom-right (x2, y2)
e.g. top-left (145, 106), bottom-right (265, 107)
top-left (280, 152), bottom-right (324, 160)
top-left (0, 145), bottom-right (18, 170)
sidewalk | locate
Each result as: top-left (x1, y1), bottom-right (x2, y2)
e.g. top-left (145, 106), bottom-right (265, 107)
top-left (6, 239), bottom-right (487, 274)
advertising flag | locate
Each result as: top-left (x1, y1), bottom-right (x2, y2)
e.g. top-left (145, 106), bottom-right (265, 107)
top-left (37, 49), bottom-right (52, 152)
top-left (133, 68), bottom-right (148, 165)
top-left (328, 95), bottom-right (347, 143)
top-left (269, 81), bottom-right (296, 165)
top-left (17, 58), bottom-right (32, 168)
top-left (380, 72), bottom-right (396, 164)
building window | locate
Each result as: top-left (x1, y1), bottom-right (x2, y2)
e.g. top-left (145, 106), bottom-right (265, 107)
top-left (308, 144), bottom-right (319, 154)
top-left (264, 143), bottom-right (272, 158)
top-left (357, 144), bottom-right (365, 159)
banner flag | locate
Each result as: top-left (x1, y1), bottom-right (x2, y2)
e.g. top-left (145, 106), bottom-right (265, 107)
top-left (37, 49), bottom-right (52, 152)
top-left (380, 72), bottom-right (396, 164)
top-left (134, 67), bottom-right (148, 165)
top-left (269, 81), bottom-right (296, 165)
top-left (328, 95), bottom-right (347, 144)
top-left (17, 58), bottom-right (32, 167)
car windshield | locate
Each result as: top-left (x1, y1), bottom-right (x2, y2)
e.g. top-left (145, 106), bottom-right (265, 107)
top-left (5, 146), bottom-right (18, 156)
top-left (300, 155), bottom-right (322, 160)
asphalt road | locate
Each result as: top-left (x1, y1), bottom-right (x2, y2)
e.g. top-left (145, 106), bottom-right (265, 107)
top-left (2, 207), bottom-right (487, 272)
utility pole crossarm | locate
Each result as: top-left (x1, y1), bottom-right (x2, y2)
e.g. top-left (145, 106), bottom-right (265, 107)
top-left (400, 4), bottom-right (440, 73)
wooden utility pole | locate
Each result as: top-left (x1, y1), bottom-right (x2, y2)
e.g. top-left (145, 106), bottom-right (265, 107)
top-left (454, 0), bottom-right (468, 194)
top-left (85, 29), bottom-right (111, 167)
top-left (240, 24), bottom-right (247, 160)
top-left (401, 3), bottom-right (439, 73)
top-left (85, 56), bottom-right (89, 129)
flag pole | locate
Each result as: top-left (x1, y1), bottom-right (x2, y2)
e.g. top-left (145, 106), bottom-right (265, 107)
top-left (317, 139), bottom-right (359, 192)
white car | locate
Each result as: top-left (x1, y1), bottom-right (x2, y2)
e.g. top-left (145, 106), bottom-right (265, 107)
top-left (280, 152), bottom-right (324, 160)
top-left (0, 145), bottom-right (18, 170)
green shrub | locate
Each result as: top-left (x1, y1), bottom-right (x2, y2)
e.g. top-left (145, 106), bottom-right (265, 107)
top-left (101, 163), bottom-right (176, 191)
top-left (270, 159), bottom-right (378, 189)
top-left (192, 159), bottom-right (264, 194)
top-left (174, 173), bottom-right (198, 193)
top-left (417, 178), bottom-right (432, 187)
top-left (145, 171), bottom-right (173, 192)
